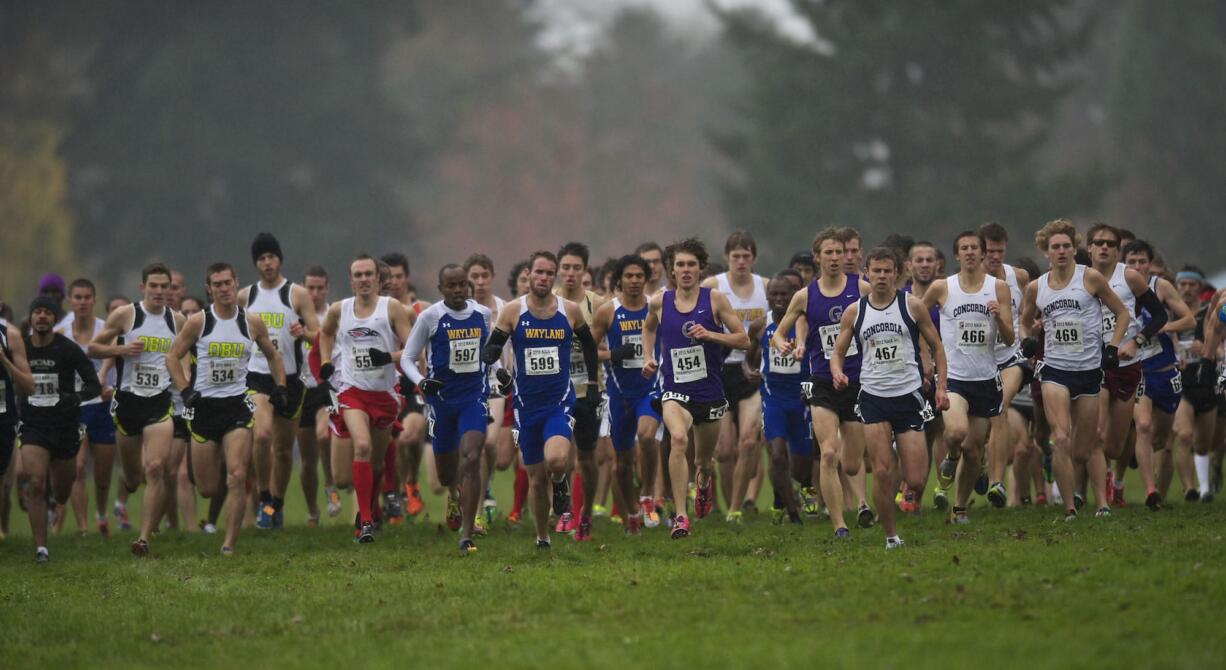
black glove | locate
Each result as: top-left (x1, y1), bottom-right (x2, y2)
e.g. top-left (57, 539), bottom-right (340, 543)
top-left (270, 385), bottom-right (289, 412)
top-left (1021, 337), bottom-right (1040, 359)
top-left (418, 378), bottom-right (443, 397)
top-left (495, 368), bottom-right (513, 397)
top-left (609, 343), bottom-right (638, 365)
top-left (181, 387), bottom-right (200, 409)
top-left (1101, 344), bottom-right (1120, 370)
top-left (398, 374), bottom-right (417, 399)
top-left (368, 348), bottom-right (393, 367)
top-left (318, 362), bottom-right (336, 383)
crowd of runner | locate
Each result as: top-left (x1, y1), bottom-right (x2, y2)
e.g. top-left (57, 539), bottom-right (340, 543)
top-left (2, 221), bottom-right (1224, 562)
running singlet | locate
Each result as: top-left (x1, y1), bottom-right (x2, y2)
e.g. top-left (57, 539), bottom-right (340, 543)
top-left (512, 295), bottom-right (573, 409)
top-left (715, 272), bottom-right (768, 365)
top-left (1140, 277), bottom-right (1175, 370)
top-left (761, 313), bottom-right (807, 400)
top-left (193, 306), bottom-right (253, 399)
top-left (335, 297), bottom-right (398, 393)
top-left (658, 288), bottom-right (724, 403)
top-left (605, 298), bottom-right (653, 399)
top-left (854, 291), bottom-right (922, 397)
top-left (939, 275), bottom-right (1000, 382)
top-left (247, 279), bottom-right (300, 375)
top-left (993, 265), bottom-right (1024, 365)
top-left (0, 320), bottom-right (17, 423)
top-left (61, 317), bottom-right (110, 407)
top-left (804, 274), bottom-right (862, 380)
top-left (1104, 263), bottom-right (1142, 365)
top-left (411, 299), bottom-right (491, 403)
top-left (117, 302), bottom-right (177, 397)
top-left (1036, 265), bottom-right (1102, 373)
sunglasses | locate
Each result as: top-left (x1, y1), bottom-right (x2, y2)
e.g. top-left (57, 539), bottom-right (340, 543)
top-left (1090, 239), bottom-right (1119, 248)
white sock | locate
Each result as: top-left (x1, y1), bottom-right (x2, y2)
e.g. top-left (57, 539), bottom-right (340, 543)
top-left (1113, 478), bottom-right (1125, 491)
top-left (36, 545), bottom-right (48, 553)
top-left (1195, 454), bottom-right (1211, 494)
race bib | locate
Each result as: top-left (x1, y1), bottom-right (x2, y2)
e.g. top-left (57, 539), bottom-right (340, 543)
top-left (957, 320), bottom-right (990, 352)
top-left (1102, 312), bottom-right (1117, 336)
top-left (820, 324), bottom-right (858, 359)
top-left (1050, 319), bottom-right (1083, 352)
top-left (868, 335), bottom-right (905, 373)
top-left (670, 345), bottom-right (707, 384)
top-left (351, 346), bottom-right (384, 379)
top-left (132, 362), bottom-right (164, 396)
top-left (769, 346), bottom-right (801, 375)
top-left (449, 338), bottom-right (480, 374)
top-left (1138, 336), bottom-right (1161, 360)
top-left (620, 334), bottom-right (645, 369)
top-left (570, 348), bottom-right (588, 388)
top-left (31, 373), bottom-right (59, 407)
top-left (524, 347), bottom-right (560, 376)
top-left (209, 358), bottom-right (240, 385)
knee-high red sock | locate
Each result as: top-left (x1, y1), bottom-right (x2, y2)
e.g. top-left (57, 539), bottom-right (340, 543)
top-left (382, 443), bottom-right (398, 493)
top-left (353, 461), bottom-right (373, 524)
top-left (512, 466), bottom-right (529, 516)
top-left (571, 471), bottom-right (583, 518)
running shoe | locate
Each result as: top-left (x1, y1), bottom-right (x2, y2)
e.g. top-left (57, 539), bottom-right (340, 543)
top-left (1145, 491), bottom-right (1161, 511)
top-left (554, 512), bottom-right (574, 534)
top-left (974, 473), bottom-right (989, 496)
top-left (325, 486), bottom-right (342, 517)
top-left (834, 527), bottom-right (849, 539)
top-left (114, 501), bottom-right (132, 531)
top-left (445, 495), bottom-right (462, 531)
top-left (551, 477), bottom-right (571, 518)
top-left (200, 522), bottom-right (218, 534)
top-left (306, 515), bottom-right (320, 528)
top-left (1201, 491), bottom-right (1215, 504)
top-left (695, 476), bottom-right (714, 519)
top-left (131, 538), bottom-right (149, 557)
top-left (856, 504), bottom-right (874, 528)
top-left (383, 491), bottom-right (404, 524)
top-left (507, 510), bottom-right (523, 525)
top-left (770, 507), bottom-right (785, 525)
top-left (741, 499), bottom-right (759, 515)
top-left (936, 457), bottom-right (958, 490)
top-left (725, 510), bottom-right (743, 525)
top-left (951, 507), bottom-right (970, 525)
top-left (801, 487), bottom-right (820, 516)
top-left (641, 497), bottom-right (660, 528)
top-left (574, 515), bottom-right (593, 542)
top-left (35, 547), bottom-right (50, 564)
top-left (1020, 496), bottom-right (1032, 506)
top-left (1111, 484), bottom-right (1126, 508)
top-left (932, 487), bottom-right (949, 511)
top-left (356, 521), bottom-right (376, 543)
top-left (221, 546), bottom-right (234, 556)
top-left (1063, 508), bottom-right (1078, 522)
top-left (592, 504), bottom-right (608, 518)
top-left (1072, 492), bottom-right (1085, 510)
top-left (256, 503), bottom-right (276, 530)
top-left (986, 482), bottom-right (1007, 508)
top-left (272, 506), bottom-right (284, 530)
top-left (404, 482), bottom-right (425, 518)
top-left (625, 513), bottom-right (642, 535)
top-left (483, 491), bottom-right (498, 525)
top-left (472, 514), bottom-right (487, 537)
top-left (1185, 488), bottom-right (1200, 502)
top-left (885, 536), bottom-right (905, 550)
top-left (459, 537), bottom-right (478, 555)
top-left (1095, 506), bottom-right (1111, 518)
top-left (786, 510), bottom-right (803, 525)
top-left (96, 515), bottom-right (110, 538)
top-left (536, 538), bottom-right (551, 550)
top-left (1035, 492), bottom-right (1048, 506)
top-left (670, 514), bottom-right (690, 539)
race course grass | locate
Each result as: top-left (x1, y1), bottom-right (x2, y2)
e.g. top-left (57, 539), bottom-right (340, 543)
top-left (2, 478), bottom-right (1224, 669)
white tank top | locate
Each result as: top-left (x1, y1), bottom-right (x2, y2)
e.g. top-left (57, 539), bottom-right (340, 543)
top-left (195, 306), bottom-right (253, 398)
top-left (299, 302), bottom-right (329, 389)
top-left (336, 296), bottom-right (398, 392)
top-left (61, 317), bottom-right (110, 406)
top-left (1037, 265), bottom-right (1102, 372)
top-left (853, 291), bottom-right (922, 397)
top-left (247, 278), bottom-right (299, 375)
top-left (1104, 262), bottom-right (1142, 365)
top-left (993, 265), bottom-right (1024, 365)
top-left (716, 272), bottom-right (768, 364)
top-left (119, 302), bottom-right (177, 396)
top-left (940, 274), bottom-right (1000, 382)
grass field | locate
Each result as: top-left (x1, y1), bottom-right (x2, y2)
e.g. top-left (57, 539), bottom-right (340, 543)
top-left (2, 467), bottom-right (1224, 669)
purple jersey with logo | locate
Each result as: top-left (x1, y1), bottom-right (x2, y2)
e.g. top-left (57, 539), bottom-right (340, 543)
top-left (659, 287), bottom-right (725, 403)
top-left (804, 274), bottom-right (863, 380)
top-left (903, 282), bottom-right (941, 334)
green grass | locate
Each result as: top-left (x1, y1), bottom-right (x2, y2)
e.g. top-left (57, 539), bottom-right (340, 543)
top-left (2, 468), bottom-right (1225, 669)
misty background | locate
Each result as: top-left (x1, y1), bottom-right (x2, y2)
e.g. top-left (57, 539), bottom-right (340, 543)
top-left (3, 0), bottom-right (1224, 302)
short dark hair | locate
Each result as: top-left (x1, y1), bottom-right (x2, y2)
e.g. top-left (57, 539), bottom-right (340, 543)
top-left (463, 253), bottom-right (494, 274)
top-left (141, 263), bottom-right (172, 283)
top-left (181, 296), bottom-right (206, 312)
top-left (881, 233), bottom-right (914, 257)
top-left (834, 227), bottom-right (861, 244)
top-left (557, 242), bottom-right (589, 268)
top-left (789, 251), bottom-right (816, 269)
top-left (775, 269), bottom-right (803, 285)
top-left (68, 278), bottom-right (96, 296)
top-left (865, 246), bottom-right (901, 271)
top-left (978, 222), bottom-right (1009, 244)
top-left (611, 254), bottom-right (650, 290)
top-left (1014, 256), bottom-right (1040, 279)
top-left (381, 252), bottom-right (410, 275)
top-left (635, 241), bottom-right (663, 257)
top-left (529, 250), bottom-right (559, 270)
top-left (1118, 228), bottom-right (1136, 244)
top-left (350, 254), bottom-right (378, 276)
top-left (304, 265), bottom-right (329, 281)
top-left (724, 231), bottom-right (757, 257)
top-left (1122, 239), bottom-right (1155, 262)
top-left (910, 240), bottom-right (937, 258)
top-left (205, 262), bottom-right (235, 284)
top-left (952, 230), bottom-right (985, 257)
top-left (1086, 222), bottom-right (1120, 244)
top-left (438, 263), bottom-right (465, 284)
top-left (667, 238), bottom-right (709, 270)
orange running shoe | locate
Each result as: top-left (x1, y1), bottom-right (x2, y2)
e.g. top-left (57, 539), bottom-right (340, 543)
top-left (405, 482), bottom-right (424, 517)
